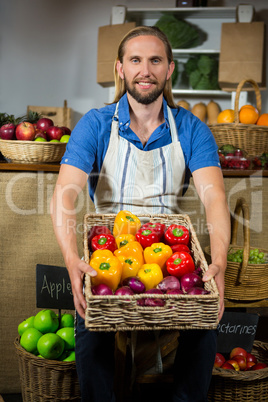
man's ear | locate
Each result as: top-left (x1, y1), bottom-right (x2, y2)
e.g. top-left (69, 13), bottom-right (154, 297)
top-left (116, 60), bottom-right (124, 80)
top-left (167, 61), bottom-right (175, 81)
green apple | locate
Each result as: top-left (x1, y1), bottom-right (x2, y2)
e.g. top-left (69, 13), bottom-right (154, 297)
top-left (34, 137), bottom-right (47, 142)
top-left (33, 309), bottom-right (59, 334)
top-left (59, 313), bottom-right (74, 328)
top-left (37, 333), bottom-right (65, 360)
top-left (63, 350), bottom-right (75, 362)
top-left (50, 139), bottom-right (60, 143)
top-left (60, 134), bottom-right (70, 143)
top-left (18, 315), bottom-right (35, 336)
top-left (57, 350), bottom-right (71, 361)
top-left (56, 327), bottom-right (75, 350)
top-left (20, 327), bottom-right (43, 354)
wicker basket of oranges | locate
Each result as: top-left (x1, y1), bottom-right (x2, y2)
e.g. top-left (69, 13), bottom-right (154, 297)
top-left (208, 79), bottom-right (268, 157)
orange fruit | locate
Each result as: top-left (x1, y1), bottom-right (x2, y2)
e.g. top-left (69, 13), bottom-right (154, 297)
top-left (256, 113), bottom-right (268, 126)
top-left (217, 109), bottom-right (235, 124)
top-left (239, 106), bottom-right (259, 124)
top-left (240, 104), bottom-right (256, 111)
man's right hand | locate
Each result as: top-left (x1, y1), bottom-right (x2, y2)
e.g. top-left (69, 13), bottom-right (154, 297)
top-left (67, 257), bottom-right (97, 319)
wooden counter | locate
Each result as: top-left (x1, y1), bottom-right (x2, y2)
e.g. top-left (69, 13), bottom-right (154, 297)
top-left (1, 160), bottom-right (268, 176)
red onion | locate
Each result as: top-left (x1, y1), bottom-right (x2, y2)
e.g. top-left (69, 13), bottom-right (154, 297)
top-left (180, 272), bottom-right (203, 293)
top-left (187, 287), bottom-right (210, 295)
top-left (144, 289), bottom-right (165, 307)
top-left (122, 276), bottom-right (145, 294)
top-left (91, 284), bottom-right (113, 295)
top-left (166, 289), bottom-right (184, 295)
top-left (114, 286), bottom-right (134, 296)
top-left (157, 276), bottom-right (180, 293)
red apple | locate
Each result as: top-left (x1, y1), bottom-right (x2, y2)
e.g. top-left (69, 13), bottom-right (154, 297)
top-left (246, 352), bottom-right (257, 364)
top-left (214, 353), bottom-right (226, 368)
top-left (36, 118), bottom-right (54, 132)
top-left (221, 362), bottom-right (235, 370)
top-left (34, 130), bottom-right (47, 140)
top-left (227, 359), bottom-right (240, 371)
top-left (15, 122), bottom-right (35, 141)
top-left (232, 355), bottom-right (247, 371)
top-left (46, 126), bottom-right (64, 141)
top-left (250, 362), bottom-right (268, 371)
top-left (245, 361), bottom-right (256, 370)
top-left (61, 126), bottom-right (71, 136)
top-left (0, 123), bottom-right (16, 140)
top-left (230, 347), bottom-right (247, 360)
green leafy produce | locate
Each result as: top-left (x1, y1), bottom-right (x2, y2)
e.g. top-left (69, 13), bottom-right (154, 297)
top-left (185, 57), bottom-right (199, 76)
top-left (27, 110), bottom-right (42, 124)
top-left (189, 70), bottom-right (202, 89)
top-left (155, 15), bottom-right (202, 49)
top-left (197, 55), bottom-right (217, 75)
top-left (0, 112), bottom-right (26, 126)
top-left (183, 54), bottom-right (220, 90)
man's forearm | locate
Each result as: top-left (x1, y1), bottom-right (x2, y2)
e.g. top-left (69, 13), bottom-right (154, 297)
top-left (206, 194), bottom-right (230, 271)
top-left (50, 187), bottom-right (80, 267)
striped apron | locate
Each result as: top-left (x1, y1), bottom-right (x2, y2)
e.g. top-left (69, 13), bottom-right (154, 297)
top-left (94, 101), bottom-right (186, 215)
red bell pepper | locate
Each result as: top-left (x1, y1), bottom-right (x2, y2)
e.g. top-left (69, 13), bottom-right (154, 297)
top-left (91, 234), bottom-right (117, 252)
top-left (166, 251), bottom-right (195, 278)
top-left (140, 222), bottom-right (166, 241)
top-left (164, 224), bottom-right (190, 246)
top-left (135, 227), bottom-right (160, 248)
top-left (88, 225), bottom-right (111, 251)
top-left (171, 244), bottom-right (191, 254)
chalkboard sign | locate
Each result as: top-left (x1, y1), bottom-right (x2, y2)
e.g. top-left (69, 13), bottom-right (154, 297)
top-left (36, 264), bottom-right (74, 310)
top-left (217, 311), bottom-right (259, 354)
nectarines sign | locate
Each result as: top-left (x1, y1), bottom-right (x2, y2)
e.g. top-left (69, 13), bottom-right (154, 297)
top-left (217, 312), bottom-right (259, 354)
top-left (36, 264), bottom-right (74, 310)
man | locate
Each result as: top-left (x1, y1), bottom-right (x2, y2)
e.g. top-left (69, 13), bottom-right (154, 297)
top-left (51, 26), bottom-right (230, 401)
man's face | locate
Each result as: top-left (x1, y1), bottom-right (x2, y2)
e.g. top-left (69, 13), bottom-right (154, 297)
top-left (116, 35), bottom-right (174, 105)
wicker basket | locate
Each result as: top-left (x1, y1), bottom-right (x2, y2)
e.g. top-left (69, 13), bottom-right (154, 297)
top-left (208, 79), bottom-right (268, 157)
top-left (205, 197), bottom-right (268, 301)
top-left (14, 338), bottom-right (80, 401)
top-left (0, 139), bottom-right (66, 163)
top-left (208, 340), bottom-right (268, 402)
top-left (84, 213), bottom-right (220, 332)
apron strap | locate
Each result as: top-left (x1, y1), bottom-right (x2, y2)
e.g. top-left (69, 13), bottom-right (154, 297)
top-left (167, 106), bottom-right (179, 143)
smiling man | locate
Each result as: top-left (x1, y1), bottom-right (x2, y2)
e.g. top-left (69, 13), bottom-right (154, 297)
top-left (51, 26), bottom-right (230, 402)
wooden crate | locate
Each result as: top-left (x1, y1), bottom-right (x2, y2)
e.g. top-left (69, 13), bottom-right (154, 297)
top-left (27, 100), bottom-right (73, 129)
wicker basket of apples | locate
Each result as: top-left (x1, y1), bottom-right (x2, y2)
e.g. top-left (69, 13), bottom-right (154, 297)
top-left (14, 310), bottom-right (80, 401)
top-left (208, 341), bottom-right (268, 401)
top-left (0, 112), bottom-right (70, 163)
top-left (218, 144), bottom-right (251, 170)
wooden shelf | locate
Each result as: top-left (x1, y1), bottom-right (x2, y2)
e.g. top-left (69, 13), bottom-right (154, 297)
top-left (1, 161), bottom-right (267, 177)
top-left (126, 7), bottom-right (236, 20)
top-left (0, 161), bottom-right (60, 172)
top-left (225, 299), bottom-right (268, 309)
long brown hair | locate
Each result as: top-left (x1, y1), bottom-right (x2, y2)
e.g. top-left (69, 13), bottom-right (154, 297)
top-left (110, 25), bottom-right (177, 108)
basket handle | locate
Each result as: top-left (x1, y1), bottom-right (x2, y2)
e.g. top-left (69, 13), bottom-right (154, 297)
top-left (234, 79), bottom-right (262, 125)
top-left (230, 197), bottom-right (250, 284)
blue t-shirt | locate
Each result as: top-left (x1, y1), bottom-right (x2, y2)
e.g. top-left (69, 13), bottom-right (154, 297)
top-left (62, 94), bottom-right (220, 201)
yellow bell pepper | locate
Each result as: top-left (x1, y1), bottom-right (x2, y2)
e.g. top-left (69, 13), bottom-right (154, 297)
top-left (113, 210), bottom-right (141, 237)
top-left (143, 242), bottom-right (173, 271)
top-left (114, 241), bottom-right (144, 282)
top-left (115, 233), bottom-right (136, 249)
top-left (89, 249), bottom-right (122, 292)
top-left (137, 264), bottom-right (163, 291)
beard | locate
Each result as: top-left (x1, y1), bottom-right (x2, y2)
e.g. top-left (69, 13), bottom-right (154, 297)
top-left (124, 78), bottom-right (166, 105)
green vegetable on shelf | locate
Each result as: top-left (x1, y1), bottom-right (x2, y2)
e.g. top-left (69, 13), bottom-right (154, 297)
top-left (154, 15), bottom-right (202, 49)
top-left (184, 55), bottom-right (220, 90)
